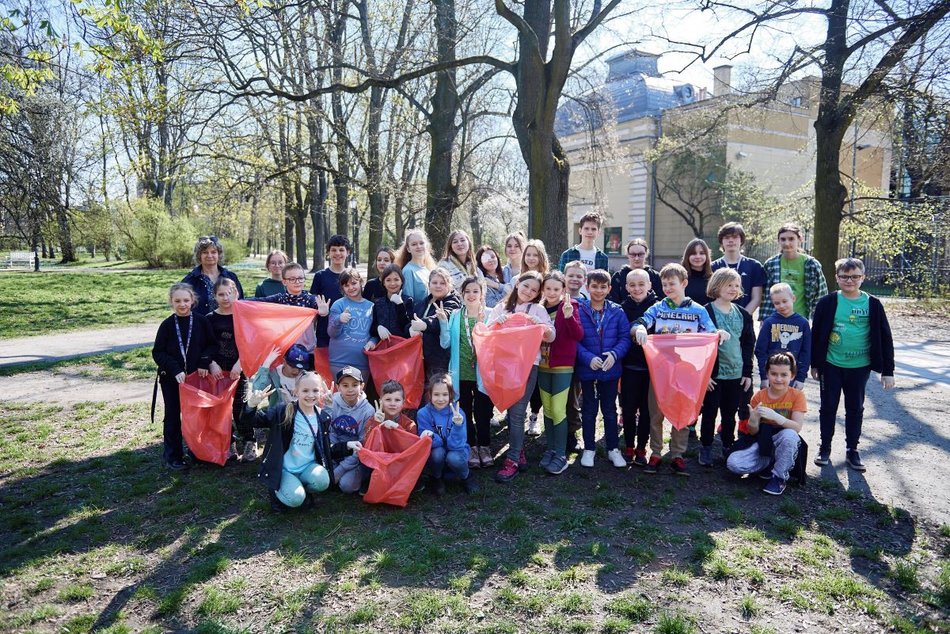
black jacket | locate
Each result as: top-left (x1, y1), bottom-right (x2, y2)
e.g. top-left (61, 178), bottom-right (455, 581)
top-left (609, 265), bottom-right (663, 304)
top-left (810, 292), bottom-right (895, 376)
top-left (371, 293), bottom-right (415, 339)
top-left (620, 291), bottom-right (658, 370)
top-left (152, 313), bottom-right (216, 378)
top-left (181, 266), bottom-right (244, 316)
top-left (414, 292), bottom-right (462, 375)
top-left (705, 303), bottom-right (755, 379)
top-left (241, 402), bottom-right (347, 491)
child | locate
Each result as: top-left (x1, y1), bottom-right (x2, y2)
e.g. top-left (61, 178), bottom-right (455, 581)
top-left (439, 229), bottom-right (481, 288)
top-left (445, 277), bottom-right (495, 469)
top-left (363, 246), bottom-right (396, 302)
top-left (681, 238), bottom-right (713, 305)
top-left (243, 372), bottom-right (342, 512)
top-left (250, 344), bottom-right (313, 409)
top-left (811, 257), bottom-right (895, 471)
top-left (255, 250), bottom-right (288, 298)
top-left (711, 222), bottom-right (766, 315)
top-left (558, 211), bottom-right (609, 272)
top-left (502, 231), bottom-right (526, 283)
top-left (619, 269), bottom-right (659, 466)
top-left (562, 260), bottom-right (588, 451)
top-left (633, 263), bottom-right (726, 476)
top-left (363, 380), bottom-right (418, 437)
top-left (564, 260), bottom-right (590, 300)
top-left (610, 238), bottom-right (663, 303)
top-left (575, 269), bottom-right (631, 469)
top-left (417, 373), bottom-right (479, 494)
top-left (476, 244), bottom-right (510, 308)
top-left (152, 283), bottom-right (217, 471)
top-left (328, 268), bottom-right (376, 384)
top-left (326, 366), bottom-right (375, 493)
top-left (522, 239), bottom-right (550, 276)
top-left (258, 262), bottom-right (322, 310)
top-left (310, 235), bottom-right (352, 348)
top-left (206, 278), bottom-right (255, 462)
top-left (726, 352), bottom-right (806, 495)
top-left (699, 268), bottom-right (755, 466)
top-left (371, 264), bottom-right (415, 341)
top-left (755, 283), bottom-right (811, 389)
top-left (410, 267), bottom-right (461, 378)
top-left (489, 271), bottom-right (556, 482)
top-left (396, 229), bottom-right (437, 305)
top-left (537, 271), bottom-right (583, 475)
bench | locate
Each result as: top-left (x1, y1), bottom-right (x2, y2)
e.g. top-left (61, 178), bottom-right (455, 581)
top-left (6, 251), bottom-right (35, 269)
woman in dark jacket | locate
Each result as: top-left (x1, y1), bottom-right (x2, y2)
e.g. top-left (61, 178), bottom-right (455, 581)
top-left (181, 235), bottom-right (244, 315)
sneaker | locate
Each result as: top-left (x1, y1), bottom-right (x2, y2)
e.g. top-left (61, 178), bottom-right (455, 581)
top-left (518, 448), bottom-right (528, 473)
top-left (580, 450), bottom-right (595, 468)
top-left (226, 441), bottom-right (238, 463)
top-left (268, 489), bottom-right (288, 514)
top-left (623, 447), bottom-right (635, 461)
top-left (633, 448), bottom-right (647, 467)
top-left (607, 448), bottom-right (627, 468)
top-left (546, 454), bottom-right (569, 475)
top-left (814, 446), bottom-right (831, 466)
top-left (756, 465), bottom-right (774, 480)
top-left (763, 475), bottom-right (787, 496)
top-left (846, 449), bottom-right (866, 472)
top-left (671, 457), bottom-right (689, 476)
top-left (468, 447), bottom-right (481, 469)
top-left (495, 458), bottom-right (520, 483)
top-left (479, 446), bottom-right (494, 467)
top-left (527, 413), bottom-right (541, 436)
top-left (490, 417), bottom-right (501, 428)
top-left (241, 441), bottom-right (258, 463)
top-left (433, 477), bottom-right (446, 496)
top-left (698, 446), bottom-right (713, 467)
top-left (644, 455), bottom-right (661, 473)
top-left (539, 450), bottom-right (555, 470)
top-left (462, 475), bottom-right (480, 494)
top-left (164, 458), bottom-right (188, 472)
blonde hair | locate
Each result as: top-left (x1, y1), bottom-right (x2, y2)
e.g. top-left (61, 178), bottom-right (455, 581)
top-left (281, 371), bottom-right (327, 428)
top-left (396, 229), bottom-right (436, 269)
top-left (428, 266), bottom-right (454, 291)
top-left (522, 239), bottom-right (549, 275)
top-left (769, 282), bottom-right (795, 299)
top-left (168, 282), bottom-right (197, 305)
top-left (706, 267), bottom-right (744, 300)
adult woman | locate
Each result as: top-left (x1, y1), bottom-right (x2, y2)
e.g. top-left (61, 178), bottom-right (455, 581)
top-left (438, 230), bottom-right (481, 288)
top-left (680, 238), bottom-right (713, 305)
top-left (609, 238), bottom-right (663, 303)
top-left (181, 235), bottom-right (244, 315)
top-left (396, 229), bottom-right (437, 305)
top-left (476, 244), bottom-right (509, 308)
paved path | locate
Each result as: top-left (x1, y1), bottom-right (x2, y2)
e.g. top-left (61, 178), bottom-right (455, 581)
top-left (0, 322), bottom-right (159, 368)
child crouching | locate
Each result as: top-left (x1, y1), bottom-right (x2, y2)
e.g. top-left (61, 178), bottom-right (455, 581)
top-left (417, 373), bottom-right (479, 495)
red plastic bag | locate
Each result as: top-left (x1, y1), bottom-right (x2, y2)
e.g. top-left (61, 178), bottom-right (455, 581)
top-left (179, 372), bottom-right (238, 466)
top-left (232, 300), bottom-right (316, 376)
top-left (472, 313), bottom-right (545, 411)
top-left (364, 336), bottom-right (425, 408)
top-left (357, 426), bottom-right (432, 507)
top-left (311, 346), bottom-right (334, 388)
top-left (643, 333), bottom-right (719, 430)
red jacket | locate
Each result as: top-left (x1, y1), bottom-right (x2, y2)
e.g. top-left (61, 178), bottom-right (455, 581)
top-left (541, 299), bottom-right (584, 368)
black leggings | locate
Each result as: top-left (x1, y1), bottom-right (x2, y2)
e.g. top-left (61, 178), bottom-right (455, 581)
top-left (459, 380), bottom-right (494, 446)
top-left (620, 368), bottom-right (650, 450)
top-left (530, 382), bottom-right (542, 415)
top-left (700, 378), bottom-right (748, 449)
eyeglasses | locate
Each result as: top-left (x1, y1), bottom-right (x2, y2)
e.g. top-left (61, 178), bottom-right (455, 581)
top-left (836, 274), bottom-right (863, 281)
top-left (284, 276), bottom-right (306, 283)
top-left (628, 252), bottom-right (647, 258)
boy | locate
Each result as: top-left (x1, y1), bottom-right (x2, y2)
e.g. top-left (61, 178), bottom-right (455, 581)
top-left (310, 235), bottom-right (352, 347)
top-left (609, 238), bottom-right (663, 303)
top-left (760, 223), bottom-right (828, 321)
top-left (711, 222), bottom-right (767, 315)
top-left (564, 260), bottom-right (590, 300)
top-left (726, 351), bottom-right (806, 495)
top-left (326, 366), bottom-right (375, 493)
top-left (575, 269), bottom-right (631, 468)
top-left (558, 211), bottom-right (609, 272)
top-left (250, 344), bottom-right (314, 408)
top-left (363, 379), bottom-right (418, 437)
top-left (633, 263), bottom-right (727, 476)
top-left (619, 269), bottom-right (659, 465)
top-left (755, 283), bottom-right (811, 389)
top-left (811, 258), bottom-right (895, 471)
top-left (257, 263), bottom-right (321, 308)
top-left (563, 260), bottom-right (587, 451)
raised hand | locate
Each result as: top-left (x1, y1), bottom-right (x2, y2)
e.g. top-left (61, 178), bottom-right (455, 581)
top-left (263, 346), bottom-right (281, 368)
top-left (339, 307), bottom-right (352, 324)
top-left (246, 385), bottom-right (275, 408)
top-left (561, 293), bottom-right (574, 318)
top-left (315, 295), bottom-right (330, 316)
top-left (373, 401), bottom-right (385, 423)
top-left (435, 304), bottom-right (448, 322)
top-left (451, 402), bottom-right (463, 426)
top-left (410, 315), bottom-right (428, 332)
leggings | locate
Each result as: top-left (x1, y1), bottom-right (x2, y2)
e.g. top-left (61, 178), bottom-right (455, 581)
top-left (276, 463), bottom-right (330, 507)
top-left (700, 377), bottom-right (746, 449)
top-left (620, 368), bottom-right (650, 451)
top-left (529, 382), bottom-right (542, 416)
top-left (231, 374), bottom-right (253, 443)
top-left (505, 366), bottom-right (539, 462)
top-left (538, 367), bottom-right (573, 457)
top-left (159, 375), bottom-right (184, 464)
top-left (459, 380), bottom-right (494, 447)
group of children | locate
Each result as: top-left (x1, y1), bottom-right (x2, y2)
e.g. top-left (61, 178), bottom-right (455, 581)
top-left (152, 216), bottom-right (896, 508)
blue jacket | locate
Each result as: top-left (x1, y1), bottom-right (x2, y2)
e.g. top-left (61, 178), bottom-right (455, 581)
top-left (558, 245), bottom-right (609, 272)
top-left (416, 404), bottom-right (469, 453)
top-left (575, 300), bottom-right (631, 382)
top-left (181, 266), bottom-right (244, 316)
top-left (446, 310), bottom-right (487, 397)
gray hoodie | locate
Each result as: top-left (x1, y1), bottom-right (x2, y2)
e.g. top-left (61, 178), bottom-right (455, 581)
top-left (326, 391), bottom-right (375, 445)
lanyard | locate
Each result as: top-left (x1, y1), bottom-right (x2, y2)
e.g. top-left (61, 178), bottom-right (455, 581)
top-left (302, 409), bottom-right (324, 462)
top-left (592, 307), bottom-right (605, 337)
top-left (174, 314), bottom-right (193, 367)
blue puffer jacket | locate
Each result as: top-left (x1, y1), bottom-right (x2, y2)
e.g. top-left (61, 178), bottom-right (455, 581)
top-left (575, 300), bottom-right (631, 382)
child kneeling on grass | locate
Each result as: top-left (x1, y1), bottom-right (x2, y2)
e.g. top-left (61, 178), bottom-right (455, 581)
top-left (726, 352), bottom-right (806, 496)
top-left (326, 367), bottom-right (374, 494)
top-left (417, 373), bottom-right (479, 495)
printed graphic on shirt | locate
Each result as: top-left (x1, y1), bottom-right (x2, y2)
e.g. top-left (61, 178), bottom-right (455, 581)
top-left (829, 304), bottom-right (869, 355)
top-left (769, 322), bottom-right (804, 349)
top-left (654, 310), bottom-right (702, 334)
top-left (289, 415), bottom-right (318, 460)
top-left (577, 248), bottom-right (596, 271)
top-left (331, 414), bottom-right (359, 439)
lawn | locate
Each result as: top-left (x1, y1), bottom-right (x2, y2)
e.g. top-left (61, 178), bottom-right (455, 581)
top-left (0, 399), bottom-right (947, 633)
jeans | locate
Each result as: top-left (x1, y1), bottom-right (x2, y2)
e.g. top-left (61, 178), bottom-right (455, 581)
top-left (505, 366), bottom-right (539, 462)
top-left (428, 446), bottom-right (470, 479)
top-left (819, 363), bottom-right (871, 450)
top-left (581, 379), bottom-right (620, 452)
top-left (620, 368), bottom-right (650, 451)
top-left (726, 428), bottom-right (800, 481)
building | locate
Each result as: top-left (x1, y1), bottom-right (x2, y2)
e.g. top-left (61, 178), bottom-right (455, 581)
top-left (555, 50), bottom-right (892, 266)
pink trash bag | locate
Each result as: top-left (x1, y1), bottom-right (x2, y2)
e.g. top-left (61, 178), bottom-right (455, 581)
top-left (472, 313), bottom-right (545, 411)
top-left (643, 333), bottom-right (719, 430)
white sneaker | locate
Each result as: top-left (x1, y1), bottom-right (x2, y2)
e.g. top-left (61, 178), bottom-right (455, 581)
top-left (241, 440), bottom-right (258, 462)
top-left (581, 450), bottom-right (595, 468)
top-left (607, 448), bottom-right (627, 468)
top-left (527, 413), bottom-right (540, 436)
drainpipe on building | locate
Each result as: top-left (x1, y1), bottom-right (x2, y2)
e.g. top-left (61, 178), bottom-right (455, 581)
top-left (648, 115), bottom-right (661, 265)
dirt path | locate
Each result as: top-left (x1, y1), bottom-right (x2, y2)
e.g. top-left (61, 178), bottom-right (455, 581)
top-left (0, 322), bottom-right (158, 367)
top-left (0, 369), bottom-right (153, 403)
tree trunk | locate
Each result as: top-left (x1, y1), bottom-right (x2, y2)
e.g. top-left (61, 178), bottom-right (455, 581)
top-left (813, 120), bottom-right (848, 288)
top-left (366, 85), bottom-right (386, 260)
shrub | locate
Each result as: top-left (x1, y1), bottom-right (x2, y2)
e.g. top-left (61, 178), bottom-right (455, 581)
top-left (120, 199), bottom-right (196, 268)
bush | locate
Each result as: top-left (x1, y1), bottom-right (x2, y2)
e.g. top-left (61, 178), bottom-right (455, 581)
top-left (219, 237), bottom-right (249, 264)
top-left (120, 199), bottom-right (197, 268)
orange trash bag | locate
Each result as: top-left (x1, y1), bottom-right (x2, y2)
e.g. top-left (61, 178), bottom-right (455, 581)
top-left (472, 313), bottom-right (545, 411)
top-left (643, 333), bottom-right (719, 430)
top-left (179, 372), bottom-right (238, 466)
top-left (311, 346), bottom-right (334, 388)
top-left (357, 426), bottom-right (432, 507)
top-left (232, 300), bottom-right (316, 375)
top-left (364, 336), bottom-right (425, 409)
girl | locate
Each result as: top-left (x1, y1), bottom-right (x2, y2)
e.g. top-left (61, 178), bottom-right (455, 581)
top-left (438, 230), bottom-right (480, 288)
top-left (396, 229), bottom-right (437, 305)
top-left (502, 231), bottom-right (526, 283)
top-left (243, 372), bottom-right (353, 511)
top-left (700, 268), bottom-right (755, 466)
top-left (181, 235), bottom-right (244, 315)
top-left (488, 271), bottom-right (556, 483)
top-left (328, 268), bottom-right (377, 393)
top-left (152, 283), bottom-right (217, 471)
top-left (537, 271), bottom-right (583, 475)
top-left (444, 277), bottom-right (495, 469)
top-left (681, 238), bottom-right (713, 305)
top-left (255, 249), bottom-right (288, 298)
top-left (521, 239), bottom-right (550, 276)
top-left (371, 264), bottom-right (415, 340)
top-left (206, 278), bottom-right (256, 462)
top-left (417, 373), bottom-right (478, 495)
top-left (363, 246), bottom-right (396, 302)
top-left (410, 267), bottom-right (462, 378)
top-left (476, 244), bottom-right (509, 308)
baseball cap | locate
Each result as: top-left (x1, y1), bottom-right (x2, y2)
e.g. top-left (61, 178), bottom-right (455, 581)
top-left (284, 344), bottom-right (311, 370)
top-left (336, 366), bottom-right (364, 383)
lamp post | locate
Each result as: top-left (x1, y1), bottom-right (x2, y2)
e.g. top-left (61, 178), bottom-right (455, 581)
top-left (349, 198), bottom-right (359, 266)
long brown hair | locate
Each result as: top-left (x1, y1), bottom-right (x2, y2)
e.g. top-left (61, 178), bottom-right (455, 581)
top-left (502, 271), bottom-right (544, 312)
top-left (442, 230), bottom-right (477, 276)
top-left (522, 239), bottom-right (549, 275)
top-left (680, 238), bottom-right (712, 279)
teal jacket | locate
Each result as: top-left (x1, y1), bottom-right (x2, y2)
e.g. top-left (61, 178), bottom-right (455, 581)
top-left (446, 309), bottom-right (487, 397)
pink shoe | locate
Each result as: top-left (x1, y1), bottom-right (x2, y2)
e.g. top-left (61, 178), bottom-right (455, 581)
top-left (495, 458), bottom-right (520, 483)
top-left (518, 448), bottom-right (528, 472)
